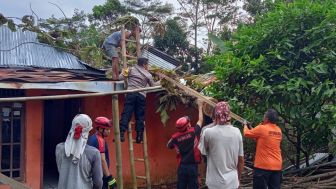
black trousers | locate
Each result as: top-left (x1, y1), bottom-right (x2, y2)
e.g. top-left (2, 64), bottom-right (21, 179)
top-left (177, 164), bottom-right (198, 189)
top-left (253, 168), bottom-right (282, 189)
top-left (120, 92), bottom-right (146, 133)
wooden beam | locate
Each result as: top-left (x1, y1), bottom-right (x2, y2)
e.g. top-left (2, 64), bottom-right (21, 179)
top-left (155, 72), bottom-right (250, 125)
top-left (0, 86), bottom-right (162, 102)
top-left (0, 173), bottom-right (31, 189)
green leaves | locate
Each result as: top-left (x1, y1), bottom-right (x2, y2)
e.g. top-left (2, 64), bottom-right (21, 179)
top-left (208, 33), bottom-right (227, 53)
top-left (207, 0), bottom-right (336, 166)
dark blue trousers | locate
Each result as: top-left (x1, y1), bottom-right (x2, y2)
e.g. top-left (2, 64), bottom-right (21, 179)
top-left (177, 164), bottom-right (198, 189)
top-left (120, 92), bottom-right (145, 133)
top-left (253, 168), bottom-right (282, 189)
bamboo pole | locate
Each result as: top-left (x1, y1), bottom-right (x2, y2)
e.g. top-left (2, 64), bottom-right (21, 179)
top-left (128, 122), bottom-right (137, 189)
top-left (0, 173), bottom-right (31, 189)
top-left (135, 25), bottom-right (141, 57)
top-left (155, 72), bottom-right (250, 125)
top-left (112, 92), bottom-right (123, 189)
top-left (0, 86), bottom-right (162, 102)
top-left (112, 27), bottom-right (126, 189)
top-left (121, 26), bottom-right (127, 70)
top-left (143, 127), bottom-right (151, 189)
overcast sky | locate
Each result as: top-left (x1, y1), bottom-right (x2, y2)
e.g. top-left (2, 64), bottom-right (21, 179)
top-left (0, 0), bottom-right (178, 19)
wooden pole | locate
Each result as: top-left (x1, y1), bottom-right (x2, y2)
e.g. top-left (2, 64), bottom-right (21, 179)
top-left (112, 92), bottom-right (123, 189)
top-left (112, 26), bottom-right (125, 189)
top-left (143, 127), bottom-right (151, 189)
top-left (135, 26), bottom-right (141, 57)
top-left (0, 173), bottom-right (31, 189)
top-left (121, 26), bottom-right (127, 69)
top-left (0, 86), bottom-right (162, 102)
top-left (155, 72), bottom-right (250, 125)
top-left (128, 122), bottom-right (137, 189)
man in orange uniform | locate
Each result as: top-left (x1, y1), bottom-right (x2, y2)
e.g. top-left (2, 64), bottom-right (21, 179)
top-left (244, 109), bottom-right (282, 189)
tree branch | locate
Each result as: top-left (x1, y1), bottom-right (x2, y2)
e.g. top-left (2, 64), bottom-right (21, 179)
top-left (30, 3), bottom-right (39, 23)
top-left (48, 2), bottom-right (67, 18)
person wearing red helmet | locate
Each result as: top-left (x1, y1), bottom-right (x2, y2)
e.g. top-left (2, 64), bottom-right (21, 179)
top-left (87, 117), bottom-right (117, 189)
top-left (167, 99), bottom-right (204, 189)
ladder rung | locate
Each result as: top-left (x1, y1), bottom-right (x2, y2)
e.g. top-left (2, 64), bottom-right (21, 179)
top-left (135, 158), bottom-right (145, 162)
top-left (125, 39), bottom-right (137, 43)
top-left (126, 55), bottom-right (137, 59)
top-left (136, 176), bottom-right (147, 180)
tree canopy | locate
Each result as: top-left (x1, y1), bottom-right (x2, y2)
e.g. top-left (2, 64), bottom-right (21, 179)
top-left (207, 0), bottom-right (336, 167)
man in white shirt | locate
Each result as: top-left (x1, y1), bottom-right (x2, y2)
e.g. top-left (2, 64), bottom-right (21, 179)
top-left (199, 101), bottom-right (244, 189)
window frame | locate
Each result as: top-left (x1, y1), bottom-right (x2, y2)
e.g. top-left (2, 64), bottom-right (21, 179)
top-left (0, 102), bottom-right (25, 180)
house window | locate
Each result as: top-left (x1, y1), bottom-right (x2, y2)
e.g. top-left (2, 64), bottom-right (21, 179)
top-left (0, 90), bottom-right (24, 180)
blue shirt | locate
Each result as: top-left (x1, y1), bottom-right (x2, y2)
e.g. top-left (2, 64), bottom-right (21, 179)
top-left (87, 133), bottom-right (110, 167)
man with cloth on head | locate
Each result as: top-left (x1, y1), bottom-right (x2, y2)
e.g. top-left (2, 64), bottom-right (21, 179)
top-left (198, 101), bottom-right (244, 189)
top-left (55, 114), bottom-right (103, 189)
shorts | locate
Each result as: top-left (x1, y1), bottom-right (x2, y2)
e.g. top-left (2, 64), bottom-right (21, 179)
top-left (103, 43), bottom-right (119, 58)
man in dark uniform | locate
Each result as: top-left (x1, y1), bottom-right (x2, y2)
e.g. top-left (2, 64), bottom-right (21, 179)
top-left (167, 100), bottom-right (204, 189)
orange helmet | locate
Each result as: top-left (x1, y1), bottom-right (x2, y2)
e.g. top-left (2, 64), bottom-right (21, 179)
top-left (94, 117), bottom-right (112, 129)
top-left (176, 116), bottom-right (190, 131)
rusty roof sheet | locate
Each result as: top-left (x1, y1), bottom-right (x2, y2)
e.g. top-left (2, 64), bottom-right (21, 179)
top-left (0, 68), bottom-right (107, 83)
top-left (0, 26), bottom-right (86, 70)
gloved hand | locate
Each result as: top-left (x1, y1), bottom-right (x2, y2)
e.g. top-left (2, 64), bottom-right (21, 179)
top-left (122, 68), bottom-right (129, 77)
top-left (103, 175), bottom-right (117, 189)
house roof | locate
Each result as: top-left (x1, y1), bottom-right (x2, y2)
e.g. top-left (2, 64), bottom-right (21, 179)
top-left (141, 46), bottom-right (180, 70)
top-left (0, 26), bottom-right (106, 83)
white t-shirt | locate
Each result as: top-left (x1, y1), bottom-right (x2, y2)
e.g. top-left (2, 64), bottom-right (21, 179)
top-left (198, 124), bottom-right (244, 189)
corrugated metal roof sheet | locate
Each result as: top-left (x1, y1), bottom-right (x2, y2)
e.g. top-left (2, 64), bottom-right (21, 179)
top-left (0, 68), bottom-right (107, 83)
top-left (141, 47), bottom-right (180, 70)
top-left (0, 26), bottom-right (86, 70)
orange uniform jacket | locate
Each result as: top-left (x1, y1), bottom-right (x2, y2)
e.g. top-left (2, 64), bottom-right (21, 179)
top-left (244, 123), bottom-right (282, 171)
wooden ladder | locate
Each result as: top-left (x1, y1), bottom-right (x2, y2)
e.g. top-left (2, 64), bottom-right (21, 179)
top-left (120, 26), bottom-right (151, 189)
top-left (127, 123), bottom-right (151, 189)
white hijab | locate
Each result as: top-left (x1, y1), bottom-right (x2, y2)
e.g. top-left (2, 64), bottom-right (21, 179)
top-left (64, 114), bottom-right (93, 164)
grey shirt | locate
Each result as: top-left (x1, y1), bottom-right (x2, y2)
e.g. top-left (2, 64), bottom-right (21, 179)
top-left (56, 143), bottom-right (103, 189)
top-left (120, 65), bottom-right (155, 96)
top-left (103, 31), bottom-right (122, 47)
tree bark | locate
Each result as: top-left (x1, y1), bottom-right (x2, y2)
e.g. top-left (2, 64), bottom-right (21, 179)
top-left (296, 125), bottom-right (301, 170)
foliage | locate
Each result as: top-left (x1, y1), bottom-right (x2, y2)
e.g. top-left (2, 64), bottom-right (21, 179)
top-left (207, 0), bottom-right (336, 168)
top-left (153, 18), bottom-right (189, 63)
top-left (208, 33), bottom-right (227, 53)
top-left (243, 0), bottom-right (278, 17)
top-left (124, 0), bottom-right (173, 43)
top-left (91, 0), bottom-right (127, 28)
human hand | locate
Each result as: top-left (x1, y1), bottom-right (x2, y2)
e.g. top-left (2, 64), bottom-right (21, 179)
top-left (103, 175), bottom-right (117, 189)
top-left (122, 68), bottom-right (129, 77)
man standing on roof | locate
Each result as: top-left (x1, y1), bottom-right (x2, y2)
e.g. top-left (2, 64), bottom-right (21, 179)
top-left (244, 109), bottom-right (282, 189)
top-left (55, 114), bottom-right (103, 189)
top-left (167, 99), bottom-right (204, 189)
top-left (119, 57), bottom-right (156, 143)
top-left (102, 26), bottom-right (140, 80)
top-left (87, 117), bottom-right (117, 189)
top-left (198, 101), bottom-right (244, 189)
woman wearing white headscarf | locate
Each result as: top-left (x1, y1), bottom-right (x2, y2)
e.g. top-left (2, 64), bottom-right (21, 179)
top-left (55, 114), bottom-right (103, 189)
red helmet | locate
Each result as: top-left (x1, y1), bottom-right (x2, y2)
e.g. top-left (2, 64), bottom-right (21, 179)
top-left (95, 117), bottom-right (112, 129)
top-left (176, 116), bottom-right (190, 131)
